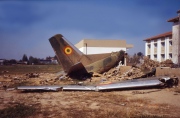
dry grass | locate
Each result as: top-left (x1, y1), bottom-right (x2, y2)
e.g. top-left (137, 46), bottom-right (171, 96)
top-left (0, 65), bottom-right (62, 74)
top-left (1, 90), bottom-right (177, 118)
top-left (0, 103), bottom-right (39, 118)
top-left (32, 92), bottom-right (172, 118)
top-left (174, 88), bottom-right (180, 93)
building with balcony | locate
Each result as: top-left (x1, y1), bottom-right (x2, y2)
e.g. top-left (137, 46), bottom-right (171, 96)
top-left (144, 10), bottom-right (180, 64)
top-left (144, 32), bottom-right (172, 62)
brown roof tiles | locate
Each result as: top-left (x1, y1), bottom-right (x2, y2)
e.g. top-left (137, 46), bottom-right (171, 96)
top-left (144, 31), bottom-right (172, 41)
top-left (167, 16), bottom-right (179, 22)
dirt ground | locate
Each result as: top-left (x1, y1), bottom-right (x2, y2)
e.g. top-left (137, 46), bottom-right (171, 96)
top-left (0, 65), bottom-right (180, 118)
top-left (1, 87), bottom-right (180, 118)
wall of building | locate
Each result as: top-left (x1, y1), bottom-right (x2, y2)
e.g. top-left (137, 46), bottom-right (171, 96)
top-left (172, 21), bottom-right (180, 64)
top-left (156, 67), bottom-right (180, 78)
top-left (145, 36), bottom-right (172, 62)
top-left (78, 47), bottom-right (126, 54)
top-left (157, 38), bottom-right (161, 61)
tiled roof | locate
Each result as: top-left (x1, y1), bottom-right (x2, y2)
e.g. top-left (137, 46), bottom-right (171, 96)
top-left (167, 16), bottom-right (179, 22)
top-left (144, 31), bottom-right (172, 41)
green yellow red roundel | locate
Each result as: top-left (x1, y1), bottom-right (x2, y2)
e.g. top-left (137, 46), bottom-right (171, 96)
top-left (64, 46), bottom-right (72, 55)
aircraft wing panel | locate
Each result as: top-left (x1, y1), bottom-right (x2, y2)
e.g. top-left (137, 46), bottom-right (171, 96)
top-left (63, 85), bottom-right (96, 91)
top-left (17, 85), bottom-right (63, 91)
top-left (96, 79), bottom-right (163, 91)
top-left (16, 77), bottom-right (178, 92)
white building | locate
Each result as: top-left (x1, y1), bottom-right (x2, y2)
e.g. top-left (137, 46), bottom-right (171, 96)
top-left (144, 10), bottom-right (180, 64)
top-left (0, 59), bottom-right (4, 65)
top-left (75, 39), bottom-right (133, 55)
top-left (144, 32), bottom-right (172, 62)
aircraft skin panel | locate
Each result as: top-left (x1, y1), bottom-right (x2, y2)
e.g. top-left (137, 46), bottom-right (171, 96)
top-left (49, 36), bottom-right (72, 72)
top-left (85, 51), bottom-right (124, 73)
top-left (17, 85), bottom-right (63, 91)
top-left (96, 79), bottom-right (162, 91)
top-left (16, 77), bottom-right (178, 91)
top-left (85, 53), bottom-right (111, 63)
top-left (49, 34), bottom-right (84, 73)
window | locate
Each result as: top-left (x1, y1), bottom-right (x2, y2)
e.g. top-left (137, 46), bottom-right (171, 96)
top-left (154, 43), bottom-right (157, 48)
top-left (169, 41), bottom-right (172, 46)
top-left (169, 54), bottom-right (172, 59)
top-left (154, 54), bottom-right (157, 59)
top-left (154, 55), bottom-right (157, 61)
top-left (161, 42), bottom-right (165, 47)
top-left (161, 54), bottom-right (165, 61)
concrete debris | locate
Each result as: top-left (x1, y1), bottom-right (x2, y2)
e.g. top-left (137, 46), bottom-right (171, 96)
top-left (1, 70), bottom-right (9, 74)
top-left (160, 59), bottom-right (174, 67)
top-left (100, 66), bottom-right (146, 83)
top-left (6, 87), bottom-right (15, 91)
top-left (92, 72), bottom-right (102, 77)
top-left (26, 73), bottom-right (39, 78)
top-left (140, 57), bottom-right (173, 71)
top-left (140, 56), bottom-right (160, 71)
top-left (0, 73), bottom-right (69, 90)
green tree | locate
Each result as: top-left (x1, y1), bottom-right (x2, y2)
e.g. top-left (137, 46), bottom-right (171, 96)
top-left (29, 56), bottom-right (34, 65)
top-left (28, 56), bottom-right (40, 65)
top-left (9, 59), bottom-right (17, 65)
top-left (137, 52), bottom-right (143, 57)
top-left (33, 58), bottom-right (40, 64)
top-left (22, 54), bottom-right (28, 62)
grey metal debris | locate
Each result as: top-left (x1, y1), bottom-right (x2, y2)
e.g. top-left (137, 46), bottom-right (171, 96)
top-left (17, 85), bottom-right (63, 91)
top-left (16, 76), bottom-right (178, 92)
top-left (63, 85), bottom-right (96, 91)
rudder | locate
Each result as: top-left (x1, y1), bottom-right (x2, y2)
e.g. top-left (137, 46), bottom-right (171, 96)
top-left (49, 34), bottom-right (83, 73)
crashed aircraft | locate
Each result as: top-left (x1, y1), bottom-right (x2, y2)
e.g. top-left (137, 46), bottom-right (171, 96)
top-left (49, 34), bottom-right (125, 78)
top-left (16, 34), bottom-right (178, 92)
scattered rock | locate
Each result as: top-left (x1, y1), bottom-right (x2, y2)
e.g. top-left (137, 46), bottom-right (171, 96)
top-left (92, 72), bottom-right (102, 77)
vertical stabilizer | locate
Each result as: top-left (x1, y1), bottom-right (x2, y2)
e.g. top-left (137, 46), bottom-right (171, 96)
top-left (49, 34), bottom-right (83, 73)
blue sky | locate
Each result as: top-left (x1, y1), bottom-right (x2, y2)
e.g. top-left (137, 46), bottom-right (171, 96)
top-left (0, 0), bottom-right (180, 60)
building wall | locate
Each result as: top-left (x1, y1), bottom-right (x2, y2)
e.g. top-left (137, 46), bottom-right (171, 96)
top-left (145, 36), bottom-right (172, 62)
top-left (172, 21), bottom-right (180, 64)
top-left (79, 47), bottom-right (126, 55)
top-left (157, 39), bottom-right (161, 61)
top-left (75, 39), bottom-right (133, 55)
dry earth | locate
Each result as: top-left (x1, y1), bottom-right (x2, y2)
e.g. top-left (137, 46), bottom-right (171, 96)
top-left (1, 87), bottom-right (180, 118)
top-left (0, 65), bottom-right (180, 118)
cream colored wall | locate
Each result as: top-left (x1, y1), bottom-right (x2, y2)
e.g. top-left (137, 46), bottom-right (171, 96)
top-left (78, 47), bottom-right (126, 55)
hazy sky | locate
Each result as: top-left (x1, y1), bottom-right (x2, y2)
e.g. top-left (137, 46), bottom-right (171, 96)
top-left (0, 0), bottom-right (180, 60)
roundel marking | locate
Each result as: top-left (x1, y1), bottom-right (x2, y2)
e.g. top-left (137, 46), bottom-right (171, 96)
top-left (64, 46), bottom-right (72, 55)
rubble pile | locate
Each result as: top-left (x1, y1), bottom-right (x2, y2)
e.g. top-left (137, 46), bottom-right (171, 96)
top-left (26, 73), bottom-right (39, 78)
top-left (0, 73), bottom-right (68, 89)
top-left (160, 59), bottom-right (173, 67)
top-left (88, 66), bottom-right (146, 84)
top-left (120, 67), bottom-right (145, 79)
top-left (140, 56), bottom-right (160, 70)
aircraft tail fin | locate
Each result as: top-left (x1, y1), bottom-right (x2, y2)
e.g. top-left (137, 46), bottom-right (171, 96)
top-left (49, 34), bottom-right (84, 74)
